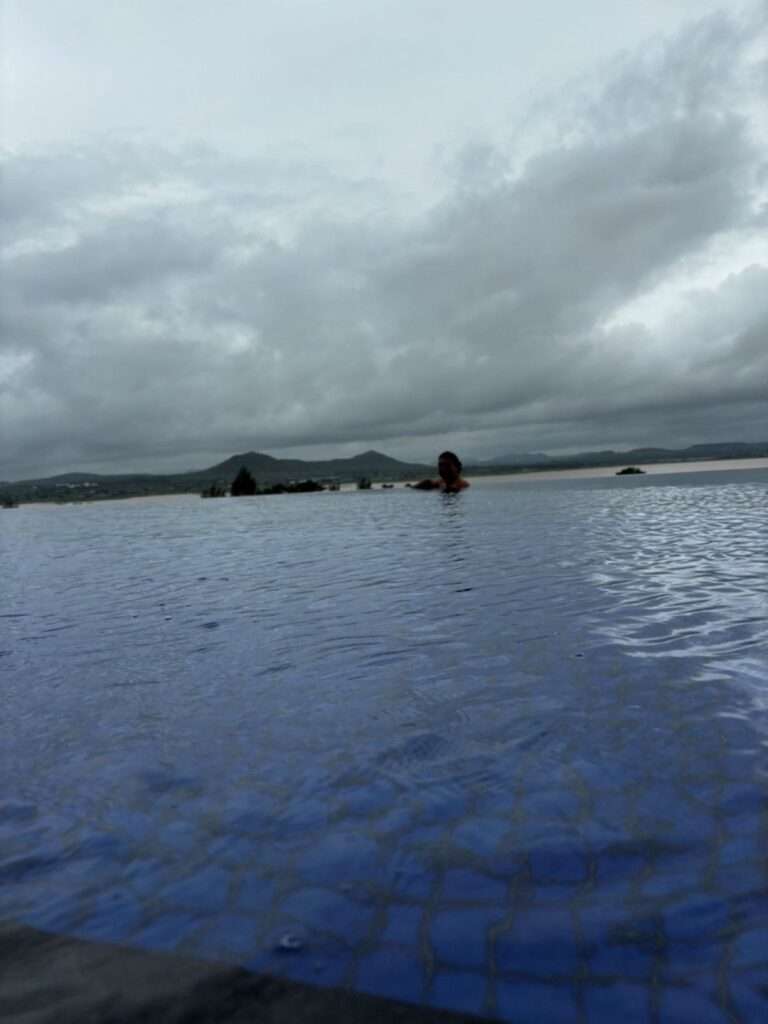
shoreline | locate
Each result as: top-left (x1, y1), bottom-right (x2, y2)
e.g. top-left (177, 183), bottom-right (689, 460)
top-left (9, 457), bottom-right (768, 507)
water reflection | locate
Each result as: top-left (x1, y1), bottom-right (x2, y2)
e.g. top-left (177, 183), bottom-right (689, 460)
top-left (583, 481), bottom-right (767, 661)
top-left (436, 492), bottom-right (472, 593)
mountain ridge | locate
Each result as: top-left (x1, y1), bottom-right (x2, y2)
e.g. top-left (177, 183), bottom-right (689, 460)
top-left (482, 441), bottom-right (768, 468)
top-left (2, 441), bottom-right (766, 502)
top-left (1, 449), bottom-right (433, 499)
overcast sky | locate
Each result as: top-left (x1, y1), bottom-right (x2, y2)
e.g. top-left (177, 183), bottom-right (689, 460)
top-left (2, 1), bottom-right (767, 478)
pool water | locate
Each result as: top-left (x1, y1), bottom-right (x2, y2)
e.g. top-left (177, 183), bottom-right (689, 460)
top-left (2, 470), bottom-right (767, 1021)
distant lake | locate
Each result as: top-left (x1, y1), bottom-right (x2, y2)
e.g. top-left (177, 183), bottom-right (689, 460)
top-left (463, 456), bottom-right (768, 483)
top-left (2, 466), bottom-right (767, 1022)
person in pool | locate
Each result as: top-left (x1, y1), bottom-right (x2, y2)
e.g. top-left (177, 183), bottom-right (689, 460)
top-left (412, 451), bottom-right (470, 492)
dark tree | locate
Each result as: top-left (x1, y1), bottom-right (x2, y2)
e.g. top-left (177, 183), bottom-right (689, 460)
top-left (293, 479), bottom-right (324, 492)
top-left (231, 466), bottom-right (257, 496)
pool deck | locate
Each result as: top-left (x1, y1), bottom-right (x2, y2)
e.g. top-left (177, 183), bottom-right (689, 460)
top-left (0, 920), bottom-right (487, 1024)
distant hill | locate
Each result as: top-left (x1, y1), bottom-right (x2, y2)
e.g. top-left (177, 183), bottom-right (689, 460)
top-left (481, 441), bottom-right (768, 470)
top-left (478, 451), bottom-right (552, 466)
top-left (2, 449), bottom-right (432, 502)
top-left (201, 448), bottom-right (417, 482)
top-left (196, 448), bottom-right (428, 484)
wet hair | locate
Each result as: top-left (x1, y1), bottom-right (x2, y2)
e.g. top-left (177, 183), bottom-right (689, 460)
top-left (438, 450), bottom-right (462, 472)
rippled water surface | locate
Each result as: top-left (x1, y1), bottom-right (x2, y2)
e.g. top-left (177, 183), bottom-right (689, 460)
top-left (2, 470), bottom-right (767, 1021)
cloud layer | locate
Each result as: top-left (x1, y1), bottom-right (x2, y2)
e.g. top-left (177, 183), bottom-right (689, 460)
top-left (2, 8), bottom-right (766, 477)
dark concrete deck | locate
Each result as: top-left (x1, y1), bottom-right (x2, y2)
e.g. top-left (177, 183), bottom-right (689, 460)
top-left (0, 921), bottom-right (489, 1024)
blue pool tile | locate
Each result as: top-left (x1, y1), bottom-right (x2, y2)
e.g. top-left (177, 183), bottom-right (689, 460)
top-left (74, 830), bottom-right (132, 861)
top-left (720, 751), bottom-right (760, 785)
top-left (589, 942), bottom-right (655, 980)
top-left (496, 978), bottom-right (580, 1023)
top-left (0, 799), bottom-right (37, 824)
top-left (519, 788), bottom-right (582, 823)
top-left (420, 790), bottom-right (470, 825)
top-left (357, 946), bottom-right (426, 1003)
top-left (718, 834), bottom-right (760, 866)
top-left (530, 846), bottom-right (588, 885)
top-left (0, 824), bottom-right (47, 861)
top-left (634, 795), bottom-right (717, 841)
top-left (640, 865), bottom-right (699, 900)
top-left (0, 852), bottom-right (55, 885)
top-left (718, 783), bottom-right (767, 823)
top-left (194, 913), bottom-right (261, 959)
top-left (486, 849), bottom-right (527, 880)
top-left (250, 945), bottom-right (352, 987)
top-left (496, 910), bottom-right (580, 977)
top-left (737, 891), bottom-right (768, 933)
top-left (280, 798), bottom-right (329, 834)
top-left (508, 816), bottom-right (564, 851)
top-left (710, 859), bottom-right (765, 898)
top-left (658, 987), bottom-right (728, 1023)
top-left (124, 858), bottom-right (173, 898)
top-left (247, 929), bottom-right (354, 983)
top-left (208, 834), bottom-right (260, 866)
top-left (582, 803), bottom-right (633, 845)
top-left (399, 823), bottom-right (446, 852)
top-left (729, 970), bottom-right (768, 1022)
top-left (382, 904), bottom-right (423, 945)
top-left (139, 769), bottom-right (201, 796)
top-left (372, 806), bottom-right (412, 836)
top-left (223, 809), bottom-right (272, 837)
top-left (134, 912), bottom-right (201, 952)
top-left (280, 887), bottom-right (374, 943)
top-left (430, 970), bottom-right (487, 1015)
top-left (453, 818), bottom-right (510, 859)
top-left (3, 848), bottom-right (108, 890)
top-left (237, 874), bottom-right (276, 914)
top-left (663, 897), bottom-right (730, 943)
top-left (595, 851), bottom-right (646, 897)
top-left (337, 781), bottom-right (396, 816)
top-left (578, 903), bottom-right (645, 947)
top-left (157, 821), bottom-right (203, 853)
top-left (431, 907), bottom-right (501, 969)
top-left (387, 850), bottom-right (435, 900)
top-left (660, 810), bottom-right (719, 843)
top-left (584, 983), bottom-right (651, 1022)
top-left (102, 809), bottom-right (153, 842)
top-left (296, 831), bottom-right (382, 886)
top-left (163, 865), bottom-right (231, 911)
top-left (221, 792), bottom-right (277, 817)
top-left (63, 853), bottom-right (126, 892)
top-left (529, 882), bottom-right (584, 907)
top-left (613, 912), bottom-right (657, 946)
top-left (569, 759), bottom-right (624, 793)
top-left (665, 940), bottom-right (723, 975)
top-left (442, 868), bottom-right (507, 904)
top-left (732, 927), bottom-right (768, 969)
top-left (74, 891), bottom-right (143, 941)
top-left (23, 890), bottom-right (87, 933)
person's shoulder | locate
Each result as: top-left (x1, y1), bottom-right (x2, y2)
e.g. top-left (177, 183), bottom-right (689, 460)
top-left (440, 479), bottom-right (470, 493)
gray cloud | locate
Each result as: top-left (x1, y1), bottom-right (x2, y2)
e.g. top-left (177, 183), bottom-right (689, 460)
top-left (1, 6), bottom-right (766, 479)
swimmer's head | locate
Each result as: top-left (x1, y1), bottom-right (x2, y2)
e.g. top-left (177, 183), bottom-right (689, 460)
top-left (438, 450), bottom-right (462, 483)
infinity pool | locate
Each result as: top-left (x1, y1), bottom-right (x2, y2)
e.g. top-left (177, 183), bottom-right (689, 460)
top-left (2, 469), bottom-right (766, 1021)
